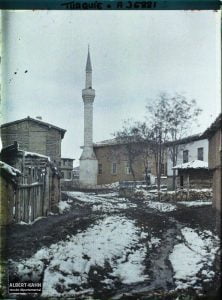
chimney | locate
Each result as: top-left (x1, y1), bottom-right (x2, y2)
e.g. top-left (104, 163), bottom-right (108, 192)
top-left (36, 116), bottom-right (42, 120)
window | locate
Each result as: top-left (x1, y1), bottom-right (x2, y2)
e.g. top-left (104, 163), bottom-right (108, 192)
top-left (145, 162), bottom-right (152, 174)
top-left (197, 147), bottom-right (204, 161)
top-left (61, 172), bottom-right (64, 178)
top-left (183, 150), bottom-right (189, 163)
top-left (125, 161), bottom-right (131, 175)
top-left (161, 163), bottom-right (165, 175)
top-left (111, 162), bottom-right (117, 175)
top-left (98, 164), bottom-right (102, 175)
top-left (68, 171), bottom-right (72, 179)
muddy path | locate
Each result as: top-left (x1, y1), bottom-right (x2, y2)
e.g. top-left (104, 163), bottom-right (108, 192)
top-left (6, 206), bottom-right (99, 261)
top-left (5, 192), bottom-right (221, 299)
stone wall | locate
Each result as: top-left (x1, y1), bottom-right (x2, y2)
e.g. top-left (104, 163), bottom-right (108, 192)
top-left (120, 187), bottom-right (213, 202)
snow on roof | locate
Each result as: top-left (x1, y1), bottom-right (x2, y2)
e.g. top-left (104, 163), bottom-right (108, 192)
top-left (0, 161), bottom-right (21, 176)
top-left (23, 151), bottom-right (50, 160)
top-left (172, 160), bottom-right (208, 170)
top-left (94, 136), bottom-right (142, 147)
top-left (94, 138), bottom-right (119, 147)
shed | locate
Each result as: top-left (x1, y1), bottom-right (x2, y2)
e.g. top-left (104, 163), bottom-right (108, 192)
top-left (172, 160), bottom-right (212, 189)
top-left (0, 142), bottom-right (60, 224)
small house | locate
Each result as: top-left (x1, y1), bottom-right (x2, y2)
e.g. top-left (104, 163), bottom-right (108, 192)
top-left (172, 160), bottom-right (212, 189)
top-left (166, 134), bottom-right (209, 190)
top-left (60, 158), bottom-right (74, 181)
top-left (0, 116), bottom-right (66, 165)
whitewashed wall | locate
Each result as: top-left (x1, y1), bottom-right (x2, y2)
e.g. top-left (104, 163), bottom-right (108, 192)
top-left (167, 138), bottom-right (208, 176)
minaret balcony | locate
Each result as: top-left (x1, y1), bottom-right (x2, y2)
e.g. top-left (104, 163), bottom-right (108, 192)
top-left (82, 88), bottom-right (95, 98)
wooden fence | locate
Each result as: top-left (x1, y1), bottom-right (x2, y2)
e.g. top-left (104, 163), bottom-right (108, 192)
top-left (13, 183), bottom-right (45, 223)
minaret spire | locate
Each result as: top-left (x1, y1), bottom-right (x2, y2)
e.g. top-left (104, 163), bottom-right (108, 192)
top-left (86, 45), bottom-right (92, 72)
top-left (85, 46), bottom-right (92, 88)
top-left (79, 46), bottom-right (98, 187)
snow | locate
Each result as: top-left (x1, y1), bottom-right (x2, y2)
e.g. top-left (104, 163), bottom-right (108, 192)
top-left (145, 201), bottom-right (177, 212)
top-left (23, 151), bottom-right (50, 160)
top-left (111, 247), bottom-right (148, 284)
top-left (58, 201), bottom-right (71, 213)
top-left (18, 216), bottom-right (46, 225)
top-left (184, 188), bottom-right (212, 192)
top-left (173, 160), bottom-right (208, 170)
top-left (149, 236), bottom-right (161, 248)
top-left (96, 181), bottom-right (120, 189)
top-left (166, 188), bottom-right (212, 194)
top-left (169, 227), bottom-right (219, 290)
top-left (94, 138), bottom-right (119, 146)
top-left (65, 191), bottom-right (176, 213)
top-left (178, 200), bottom-right (212, 207)
top-left (64, 191), bottom-right (137, 212)
top-left (12, 216), bottom-right (148, 296)
top-left (0, 161), bottom-right (21, 176)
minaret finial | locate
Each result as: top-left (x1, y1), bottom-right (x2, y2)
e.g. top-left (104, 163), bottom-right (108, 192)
top-left (86, 45), bottom-right (92, 72)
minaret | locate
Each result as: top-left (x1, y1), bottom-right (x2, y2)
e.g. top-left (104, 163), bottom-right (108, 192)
top-left (79, 47), bottom-right (98, 187)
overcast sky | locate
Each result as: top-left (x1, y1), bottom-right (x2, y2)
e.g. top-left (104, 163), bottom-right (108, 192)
top-left (1, 10), bottom-right (221, 166)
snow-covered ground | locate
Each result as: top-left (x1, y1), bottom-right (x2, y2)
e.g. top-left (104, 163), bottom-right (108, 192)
top-left (11, 216), bottom-right (149, 297)
top-left (58, 200), bottom-right (71, 213)
top-left (169, 227), bottom-right (219, 290)
top-left (10, 191), bottom-right (220, 298)
top-left (178, 200), bottom-right (212, 207)
top-left (144, 201), bottom-right (177, 212)
top-left (63, 191), bottom-right (137, 212)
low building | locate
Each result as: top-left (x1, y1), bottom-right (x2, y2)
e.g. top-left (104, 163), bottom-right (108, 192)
top-left (172, 160), bottom-right (212, 189)
top-left (60, 158), bottom-right (74, 181)
top-left (202, 114), bottom-right (221, 212)
top-left (0, 116), bottom-right (66, 165)
top-left (93, 138), bottom-right (166, 185)
top-left (167, 134), bottom-right (209, 189)
top-left (73, 166), bottom-right (80, 180)
top-left (0, 142), bottom-right (60, 224)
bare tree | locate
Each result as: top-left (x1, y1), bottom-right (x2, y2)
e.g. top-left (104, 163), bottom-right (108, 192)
top-left (145, 94), bottom-right (170, 194)
top-left (114, 120), bottom-right (143, 182)
top-left (114, 92), bottom-right (202, 194)
top-left (163, 93), bottom-right (202, 189)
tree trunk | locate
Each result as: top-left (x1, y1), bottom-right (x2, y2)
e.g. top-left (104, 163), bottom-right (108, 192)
top-left (157, 146), bottom-right (162, 200)
top-left (172, 169), bottom-right (176, 190)
top-left (172, 145), bottom-right (177, 190)
top-left (131, 165), bottom-right (136, 183)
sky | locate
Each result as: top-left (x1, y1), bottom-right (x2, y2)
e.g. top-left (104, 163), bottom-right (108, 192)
top-left (1, 10), bottom-right (221, 166)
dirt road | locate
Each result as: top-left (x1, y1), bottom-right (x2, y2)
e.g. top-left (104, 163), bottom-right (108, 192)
top-left (6, 191), bottom-right (221, 299)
